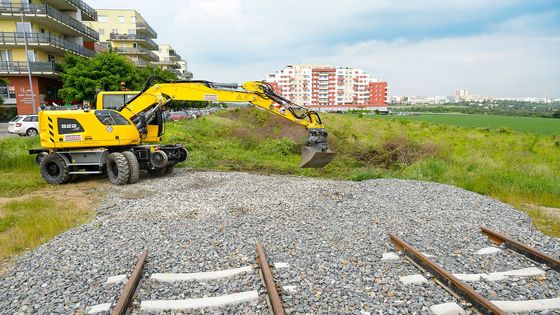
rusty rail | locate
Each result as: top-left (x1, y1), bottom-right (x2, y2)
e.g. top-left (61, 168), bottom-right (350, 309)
top-left (256, 243), bottom-right (285, 315)
top-left (389, 234), bottom-right (506, 315)
top-left (481, 227), bottom-right (560, 272)
top-left (112, 250), bottom-right (148, 315)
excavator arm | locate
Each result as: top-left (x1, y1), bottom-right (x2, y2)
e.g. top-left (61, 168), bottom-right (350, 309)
top-left (119, 76), bottom-right (335, 168)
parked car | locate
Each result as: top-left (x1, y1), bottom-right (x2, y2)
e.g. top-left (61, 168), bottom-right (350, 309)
top-left (8, 115), bottom-right (39, 136)
top-left (168, 111), bottom-right (190, 121)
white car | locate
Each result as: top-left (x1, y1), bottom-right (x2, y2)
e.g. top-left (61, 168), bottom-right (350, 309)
top-left (8, 115), bottom-right (39, 136)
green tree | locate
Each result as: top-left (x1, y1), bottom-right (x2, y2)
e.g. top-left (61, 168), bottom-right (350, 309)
top-left (137, 65), bottom-right (178, 83)
top-left (553, 110), bottom-right (560, 119)
top-left (59, 52), bottom-right (143, 102)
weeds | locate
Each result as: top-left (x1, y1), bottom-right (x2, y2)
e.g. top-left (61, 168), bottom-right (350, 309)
top-left (0, 197), bottom-right (93, 262)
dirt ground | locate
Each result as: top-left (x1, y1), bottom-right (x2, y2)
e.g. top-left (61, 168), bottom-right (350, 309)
top-left (0, 178), bottom-right (107, 215)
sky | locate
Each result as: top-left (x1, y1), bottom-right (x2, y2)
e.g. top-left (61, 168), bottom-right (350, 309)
top-left (88, 0), bottom-right (560, 97)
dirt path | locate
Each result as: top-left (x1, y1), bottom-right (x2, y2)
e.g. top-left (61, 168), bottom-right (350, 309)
top-left (0, 178), bottom-right (107, 209)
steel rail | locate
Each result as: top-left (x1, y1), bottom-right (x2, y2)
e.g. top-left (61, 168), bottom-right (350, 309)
top-left (256, 243), bottom-right (285, 315)
top-left (112, 250), bottom-right (148, 315)
top-left (389, 234), bottom-right (506, 315)
top-left (481, 227), bottom-right (560, 272)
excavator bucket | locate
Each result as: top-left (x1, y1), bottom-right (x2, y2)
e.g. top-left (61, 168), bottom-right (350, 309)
top-left (300, 128), bottom-right (336, 168)
top-left (300, 146), bottom-right (336, 168)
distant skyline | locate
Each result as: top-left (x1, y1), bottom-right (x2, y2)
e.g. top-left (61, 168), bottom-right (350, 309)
top-left (89, 0), bottom-right (560, 97)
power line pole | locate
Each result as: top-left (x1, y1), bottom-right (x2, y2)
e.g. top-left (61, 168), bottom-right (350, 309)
top-left (21, 8), bottom-right (36, 114)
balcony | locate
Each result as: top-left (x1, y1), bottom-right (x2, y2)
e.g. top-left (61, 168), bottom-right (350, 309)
top-left (0, 3), bottom-right (99, 41)
top-left (0, 61), bottom-right (60, 76)
top-left (113, 47), bottom-right (158, 61)
top-left (153, 58), bottom-right (180, 68)
top-left (109, 33), bottom-right (158, 50)
top-left (130, 59), bottom-right (150, 67)
top-left (136, 21), bottom-right (157, 38)
top-left (0, 32), bottom-right (95, 58)
top-left (43, 0), bottom-right (97, 21)
top-left (168, 51), bottom-right (181, 61)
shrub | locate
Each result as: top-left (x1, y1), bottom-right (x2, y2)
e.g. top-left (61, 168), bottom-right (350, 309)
top-left (352, 135), bottom-right (440, 169)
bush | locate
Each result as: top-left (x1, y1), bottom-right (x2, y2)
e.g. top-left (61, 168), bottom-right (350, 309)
top-left (352, 135), bottom-right (440, 169)
top-left (261, 138), bottom-right (298, 156)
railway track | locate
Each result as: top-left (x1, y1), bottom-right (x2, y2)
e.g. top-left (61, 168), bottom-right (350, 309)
top-left (389, 226), bottom-right (560, 314)
top-left (87, 243), bottom-right (286, 314)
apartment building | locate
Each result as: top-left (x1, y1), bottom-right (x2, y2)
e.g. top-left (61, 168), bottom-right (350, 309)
top-left (153, 44), bottom-right (192, 80)
top-left (267, 65), bottom-right (389, 112)
top-left (0, 0), bottom-right (98, 116)
top-left (85, 9), bottom-right (158, 67)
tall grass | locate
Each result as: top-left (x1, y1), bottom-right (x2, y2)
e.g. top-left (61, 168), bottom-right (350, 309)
top-left (0, 197), bottom-right (93, 262)
top-left (0, 136), bottom-right (46, 197)
top-left (165, 108), bottom-right (560, 235)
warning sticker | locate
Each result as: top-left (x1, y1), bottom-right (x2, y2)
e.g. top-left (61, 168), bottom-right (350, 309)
top-left (64, 134), bottom-right (82, 142)
top-left (204, 94), bottom-right (218, 101)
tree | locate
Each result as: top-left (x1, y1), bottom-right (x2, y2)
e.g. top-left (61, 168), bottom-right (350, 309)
top-left (59, 52), bottom-right (181, 103)
top-left (553, 110), bottom-right (560, 119)
top-left (59, 52), bottom-right (143, 102)
top-left (137, 65), bottom-right (178, 83)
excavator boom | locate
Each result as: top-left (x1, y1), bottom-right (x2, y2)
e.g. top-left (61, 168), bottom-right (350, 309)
top-left (122, 77), bottom-right (335, 168)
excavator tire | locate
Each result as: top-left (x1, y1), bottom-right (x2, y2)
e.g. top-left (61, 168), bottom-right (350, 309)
top-left (122, 151), bottom-right (140, 184)
top-left (107, 152), bottom-right (130, 186)
top-left (40, 153), bottom-right (70, 185)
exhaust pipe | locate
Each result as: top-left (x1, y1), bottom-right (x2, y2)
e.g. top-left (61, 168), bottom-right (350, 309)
top-left (300, 128), bottom-right (336, 168)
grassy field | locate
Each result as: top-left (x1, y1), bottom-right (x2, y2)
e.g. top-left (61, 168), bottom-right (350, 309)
top-left (0, 108), bottom-right (557, 264)
top-left (165, 108), bottom-right (560, 236)
top-left (0, 136), bottom-right (98, 264)
top-left (381, 113), bottom-right (560, 135)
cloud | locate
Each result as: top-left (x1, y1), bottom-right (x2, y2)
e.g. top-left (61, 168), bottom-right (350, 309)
top-left (87, 0), bottom-right (560, 97)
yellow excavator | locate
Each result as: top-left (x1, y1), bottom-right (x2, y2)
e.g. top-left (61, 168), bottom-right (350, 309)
top-left (29, 76), bottom-right (335, 185)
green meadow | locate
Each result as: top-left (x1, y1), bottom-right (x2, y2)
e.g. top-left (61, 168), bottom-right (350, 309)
top-left (381, 113), bottom-right (560, 135)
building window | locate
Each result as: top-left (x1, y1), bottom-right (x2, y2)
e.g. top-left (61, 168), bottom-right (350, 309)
top-left (118, 16), bottom-right (125, 23)
top-left (127, 29), bottom-right (136, 35)
top-left (98, 28), bottom-right (105, 35)
top-left (112, 28), bottom-right (118, 34)
top-left (0, 50), bottom-right (13, 62)
top-left (26, 50), bottom-right (36, 62)
top-left (130, 16), bottom-right (136, 23)
top-left (98, 15), bottom-right (108, 23)
top-left (121, 43), bottom-right (127, 48)
top-left (16, 22), bottom-right (31, 33)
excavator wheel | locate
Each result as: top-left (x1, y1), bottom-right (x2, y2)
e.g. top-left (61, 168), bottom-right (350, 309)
top-left (107, 152), bottom-right (130, 185)
top-left (39, 153), bottom-right (70, 185)
top-left (122, 151), bottom-right (140, 184)
top-left (150, 150), bottom-right (168, 169)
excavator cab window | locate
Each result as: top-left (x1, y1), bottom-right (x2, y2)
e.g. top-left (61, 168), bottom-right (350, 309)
top-left (102, 93), bottom-right (138, 110)
top-left (95, 110), bottom-right (131, 126)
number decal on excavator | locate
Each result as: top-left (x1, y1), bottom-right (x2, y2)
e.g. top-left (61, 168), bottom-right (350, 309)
top-left (63, 134), bottom-right (82, 142)
top-left (203, 94), bottom-right (218, 101)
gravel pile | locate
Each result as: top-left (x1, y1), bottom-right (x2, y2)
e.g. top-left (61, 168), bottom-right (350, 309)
top-left (0, 169), bottom-right (558, 314)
